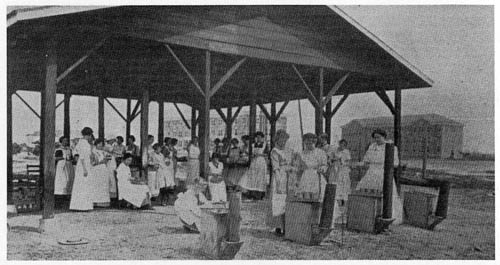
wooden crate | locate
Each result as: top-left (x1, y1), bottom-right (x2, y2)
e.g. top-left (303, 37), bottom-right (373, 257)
top-left (12, 171), bottom-right (41, 213)
top-left (403, 191), bottom-right (438, 228)
top-left (347, 190), bottom-right (382, 233)
top-left (285, 201), bottom-right (321, 245)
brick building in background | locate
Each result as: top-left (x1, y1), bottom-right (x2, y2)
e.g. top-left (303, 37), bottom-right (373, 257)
top-left (341, 114), bottom-right (463, 161)
top-left (165, 111), bottom-right (287, 148)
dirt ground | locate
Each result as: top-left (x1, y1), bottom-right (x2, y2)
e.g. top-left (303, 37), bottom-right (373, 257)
top-left (7, 185), bottom-right (494, 260)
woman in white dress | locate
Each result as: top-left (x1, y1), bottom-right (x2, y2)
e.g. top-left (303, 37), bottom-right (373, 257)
top-left (116, 153), bottom-right (151, 209)
top-left (151, 143), bottom-right (175, 205)
top-left (332, 139), bottom-right (352, 224)
top-left (295, 133), bottom-right (328, 202)
top-left (54, 136), bottom-right (75, 196)
top-left (91, 138), bottom-right (112, 207)
top-left (355, 129), bottom-right (403, 225)
top-left (208, 153), bottom-right (226, 203)
top-left (239, 132), bottom-right (268, 200)
top-left (174, 178), bottom-right (209, 232)
top-left (267, 129), bottom-right (296, 235)
top-left (70, 127), bottom-right (95, 211)
top-left (186, 137), bottom-right (200, 187)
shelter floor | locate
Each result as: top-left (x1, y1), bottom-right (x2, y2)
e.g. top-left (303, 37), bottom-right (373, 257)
top-left (7, 188), bottom-right (494, 260)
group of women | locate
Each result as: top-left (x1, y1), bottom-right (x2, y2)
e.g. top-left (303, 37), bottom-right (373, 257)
top-left (267, 128), bottom-right (403, 235)
top-left (55, 127), bottom-right (184, 211)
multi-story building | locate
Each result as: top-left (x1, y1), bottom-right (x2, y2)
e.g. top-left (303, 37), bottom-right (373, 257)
top-left (165, 111), bottom-right (287, 148)
top-left (341, 114), bottom-right (464, 161)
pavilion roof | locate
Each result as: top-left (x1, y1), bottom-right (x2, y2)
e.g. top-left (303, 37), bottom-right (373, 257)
top-left (7, 5), bottom-right (433, 109)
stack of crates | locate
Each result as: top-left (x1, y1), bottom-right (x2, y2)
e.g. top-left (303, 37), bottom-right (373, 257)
top-left (12, 165), bottom-right (42, 212)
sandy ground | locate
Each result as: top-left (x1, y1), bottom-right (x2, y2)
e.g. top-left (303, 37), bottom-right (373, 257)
top-left (7, 186), bottom-right (494, 260)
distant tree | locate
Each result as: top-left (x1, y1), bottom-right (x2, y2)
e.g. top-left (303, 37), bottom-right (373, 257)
top-left (32, 143), bottom-right (41, 157)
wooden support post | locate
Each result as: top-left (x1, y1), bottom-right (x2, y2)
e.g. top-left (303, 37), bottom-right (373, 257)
top-left (324, 100), bottom-right (332, 143)
top-left (63, 94), bottom-right (71, 138)
top-left (249, 87), bottom-right (257, 157)
top-left (126, 99), bottom-right (131, 141)
top-left (140, 90), bottom-right (150, 171)
top-left (394, 87), bottom-right (402, 189)
top-left (40, 39), bottom-right (57, 228)
top-left (225, 107), bottom-right (233, 139)
top-left (227, 190), bottom-right (242, 242)
top-left (98, 96), bottom-right (105, 139)
top-left (200, 50), bottom-right (211, 179)
top-left (191, 107), bottom-right (197, 140)
top-left (7, 90), bottom-right (13, 204)
top-left (382, 143), bottom-right (394, 219)
top-left (422, 122), bottom-right (428, 179)
top-left (158, 101), bottom-right (164, 143)
top-left (315, 68), bottom-right (324, 135)
top-left (270, 102), bottom-right (277, 148)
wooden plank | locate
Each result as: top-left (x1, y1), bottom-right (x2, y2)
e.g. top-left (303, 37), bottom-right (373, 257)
top-left (104, 98), bottom-right (127, 122)
top-left (324, 99), bottom-right (332, 142)
top-left (225, 107), bottom-right (232, 139)
top-left (248, 86), bottom-right (257, 157)
top-left (394, 87), bottom-right (402, 188)
top-left (276, 100), bottom-right (289, 120)
top-left (323, 73), bottom-right (350, 107)
top-left (165, 44), bottom-right (205, 97)
top-left (140, 89), bottom-right (150, 170)
top-left (174, 102), bottom-right (192, 130)
top-left (158, 101), bottom-right (164, 143)
top-left (54, 98), bottom-right (65, 109)
top-left (41, 39), bottom-right (57, 220)
top-left (325, 94), bottom-right (349, 119)
top-left (56, 37), bottom-right (107, 84)
top-left (383, 143), bottom-right (394, 219)
top-left (126, 99), bottom-right (131, 140)
top-left (315, 67), bottom-right (324, 135)
top-left (210, 57), bottom-right (247, 98)
top-left (269, 102), bottom-right (277, 149)
top-left (191, 107), bottom-right (197, 139)
top-left (98, 96), bottom-right (105, 139)
top-left (13, 92), bottom-right (40, 119)
top-left (291, 65), bottom-right (320, 109)
top-left (7, 90), bottom-right (13, 203)
top-left (215, 108), bottom-right (227, 122)
top-left (257, 103), bottom-right (272, 122)
top-left (200, 50), bottom-right (212, 179)
top-left (63, 94), bottom-right (71, 138)
top-left (131, 100), bottom-right (141, 119)
top-left (375, 90), bottom-right (396, 115)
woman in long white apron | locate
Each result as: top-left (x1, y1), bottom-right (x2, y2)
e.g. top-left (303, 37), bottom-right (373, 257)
top-left (267, 130), bottom-right (295, 234)
top-left (332, 139), bottom-right (352, 224)
top-left (208, 154), bottom-right (226, 203)
top-left (54, 136), bottom-right (75, 196)
top-left (355, 129), bottom-right (403, 225)
top-left (239, 132), bottom-right (269, 200)
top-left (70, 127), bottom-right (95, 211)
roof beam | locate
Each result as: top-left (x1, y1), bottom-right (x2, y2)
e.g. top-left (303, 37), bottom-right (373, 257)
top-left (325, 94), bottom-right (349, 119)
top-left (165, 44), bottom-right (205, 97)
top-left (13, 92), bottom-right (40, 119)
top-left (104, 98), bottom-right (127, 122)
top-left (56, 37), bottom-right (107, 84)
top-left (276, 100), bottom-right (290, 119)
top-left (215, 108), bottom-right (227, 122)
top-left (323, 73), bottom-right (350, 107)
top-left (375, 90), bottom-right (396, 115)
top-left (291, 64), bottom-right (320, 109)
top-left (257, 103), bottom-right (272, 122)
top-left (230, 103), bottom-right (244, 124)
top-left (174, 102), bottom-right (192, 130)
top-left (131, 100), bottom-right (141, 119)
top-left (210, 57), bottom-right (247, 98)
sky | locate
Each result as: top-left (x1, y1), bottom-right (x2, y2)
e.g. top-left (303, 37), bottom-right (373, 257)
top-left (8, 5), bottom-right (495, 154)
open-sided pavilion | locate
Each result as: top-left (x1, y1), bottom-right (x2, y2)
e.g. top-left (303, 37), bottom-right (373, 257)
top-left (7, 5), bottom-right (432, 229)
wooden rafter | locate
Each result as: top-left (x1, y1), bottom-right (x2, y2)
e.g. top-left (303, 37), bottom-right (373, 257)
top-left (104, 98), bottom-right (127, 122)
top-left (257, 103), bottom-right (272, 121)
top-left (165, 44), bottom-right (205, 97)
top-left (276, 100), bottom-right (290, 119)
top-left (56, 37), bottom-right (107, 84)
top-left (376, 90), bottom-right (396, 115)
top-left (323, 73), bottom-right (350, 107)
top-left (14, 92), bottom-right (40, 119)
top-left (131, 100), bottom-right (141, 119)
top-left (291, 64), bottom-right (320, 108)
top-left (174, 102), bottom-right (191, 130)
top-left (230, 103), bottom-right (244, 124)
top-left (209, 57), bottom-right (247, 98)
top-left (325, 94), bottom-right (349, 119)
top-left (55, 97), bottom-right (66, 109)
top-left (132, 110), bottom-right (142, 121)
top-left (215, 108), bottom-right (227, 122)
